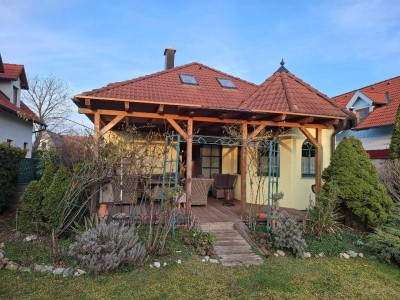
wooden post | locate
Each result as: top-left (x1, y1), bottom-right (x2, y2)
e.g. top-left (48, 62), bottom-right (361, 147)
top-left (91, 112), bottom-right (101, 216)
top-left (240, 122), bottom-right (248, 219)
top-left (315, 128), bottom-right (323, 195)
top-left (186, 119), bottom-right (193, 212)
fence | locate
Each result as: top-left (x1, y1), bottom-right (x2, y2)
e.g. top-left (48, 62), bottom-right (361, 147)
top-left (18, 158), bottom-right (39, 184)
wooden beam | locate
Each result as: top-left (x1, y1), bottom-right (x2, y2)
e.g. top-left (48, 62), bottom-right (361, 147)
top-left (166, 118), bottom-right (188, 140)
top-left (218, 113), bottom-right (228, 120)
top-left (271, 114), bottom-right (286, 122)
top-left (241, 122), bottom-right (248, 219)
top-left (91, 112), bottom-right (100, 216)
top-left (298, 116), bottom-right (315, 124)
top-left (300, 127), bottom-right (319, 148)
top-left (78, 108), bottom-right (331, 129)
top-left (186, 119), bottom-right (193, 213)
top-left (315, 128), bottom-right (323, 195)
top-left (324, 119), bottom-right (339, 126)
top-left (85, 98), bottom-right (91, 108)
top-left (188, 111), bottom-right (195, 117)
top-left (100, 115), bottom-right (125, 135)
top-left (157, 104), bottom-right (165, 114)
top-left (124, 101), bottom-right (130, 112)
top-left (249, 124), bottom-right (267, 139)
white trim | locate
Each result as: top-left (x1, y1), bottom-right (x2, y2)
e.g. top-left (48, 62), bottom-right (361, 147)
top-left (346, 91), bottom-right (374, 113)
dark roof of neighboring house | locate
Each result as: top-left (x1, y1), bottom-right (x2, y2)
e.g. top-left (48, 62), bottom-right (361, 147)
top-left (0, 90), bottom-right (45, 126)
top-left (0, 63), bottom-right (29, 89)
top-left (240, 66), bottom-right (350, 118)
top-left (333, 76), bottom-right (400, 130)
top-left (367, 149), bottom-right (390, 160)
top-left (79, 62), bottom-right (349, 119)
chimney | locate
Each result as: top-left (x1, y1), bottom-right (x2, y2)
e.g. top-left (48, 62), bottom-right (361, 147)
top-left (164, 47), bottom-right (176, 70)
top-left (384, 92), bottom-right (390, 104)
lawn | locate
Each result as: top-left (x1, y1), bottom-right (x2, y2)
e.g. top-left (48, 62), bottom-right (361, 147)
top-left (1, 255), bottom-right (399, 300)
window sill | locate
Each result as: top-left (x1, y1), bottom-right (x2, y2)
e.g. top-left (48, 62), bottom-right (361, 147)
top-left (301, 174), bottom-right (315, 178)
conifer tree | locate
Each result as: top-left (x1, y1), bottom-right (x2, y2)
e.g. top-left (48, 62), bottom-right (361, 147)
top-left (389, 104), bottom-right (400, 160)
top-left (322, 136), bottom-right (392, 227)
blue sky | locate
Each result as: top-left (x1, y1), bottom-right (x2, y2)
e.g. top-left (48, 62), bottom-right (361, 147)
top-left (1, 0), bottom-right (400, 126)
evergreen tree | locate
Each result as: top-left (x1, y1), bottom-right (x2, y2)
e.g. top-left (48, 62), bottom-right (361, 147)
top-left (322, 136), bottom-right (392, 227)
top-left (389, 104), bottom-right (400, 160)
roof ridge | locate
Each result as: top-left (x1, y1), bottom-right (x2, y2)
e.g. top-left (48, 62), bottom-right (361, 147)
top-left (333, 75), bottom-right (400, 99)
top-left (82, 62), bottom-right (257, 96)
top-left (3, 63), bottom-right (24, 67)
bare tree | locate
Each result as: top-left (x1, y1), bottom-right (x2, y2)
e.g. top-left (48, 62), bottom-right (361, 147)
top-left (22, 74), bottom-right (73, 152)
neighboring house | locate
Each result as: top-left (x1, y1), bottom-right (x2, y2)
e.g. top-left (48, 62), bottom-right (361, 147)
top-left (0, 54), bottom-right (45, 157)
top-left (333, 76), bottom-right (400, 167)
top-left (73, 48), bottom-right (351, 210)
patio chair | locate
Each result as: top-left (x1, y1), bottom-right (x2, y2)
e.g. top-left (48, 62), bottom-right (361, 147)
top-left (212, 174), bottom-right (238, 199)
top-left (191, 178), bottom-right (214, 206)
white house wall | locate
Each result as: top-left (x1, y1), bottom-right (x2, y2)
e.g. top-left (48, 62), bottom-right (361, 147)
top-left (0, 78), bottom-right (22, 107)
top-left (336, 126), bottom-right (392, 150)
top-left (0, 109), bottom-right (33, 157)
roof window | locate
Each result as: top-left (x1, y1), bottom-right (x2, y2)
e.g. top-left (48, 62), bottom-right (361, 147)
top-left (179, 74), bottom-right (198, 85)
top-left (217, 78), bottom-right (236, 89)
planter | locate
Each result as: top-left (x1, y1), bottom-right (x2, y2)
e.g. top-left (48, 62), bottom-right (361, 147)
top-left (98, 203), bottom-right (109, 219)
top-left (256, 212), bottom-right (267, 220)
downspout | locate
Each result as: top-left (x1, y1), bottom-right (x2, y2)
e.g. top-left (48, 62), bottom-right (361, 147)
top-left (330, 119), bottom-right (350, 155)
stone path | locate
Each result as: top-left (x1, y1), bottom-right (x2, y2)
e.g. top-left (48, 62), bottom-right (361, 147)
top-left (200, 222), bottom-right (263, 267)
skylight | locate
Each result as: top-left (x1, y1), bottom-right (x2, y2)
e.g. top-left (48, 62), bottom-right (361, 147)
top-left (179, 74), bottom-right (198, 85)
top-left (217, 78), bottom-right (236, 89)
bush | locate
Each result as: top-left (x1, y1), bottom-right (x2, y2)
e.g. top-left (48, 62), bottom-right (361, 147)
top-left (183, 230), bottom-right (216, 256)
top-left (368, 202), bottom-right (400, 264)
top-left (379, 159), bottom-right (400, 203)
top-left (389, 105), bottom-right (400, 160)
top-left (272, 210), bottom-right (307, 257)
top-left (0, 143), bottom-right (26, 211)
top-left (42, 165), bottom-right (72, 228)
top-left (69, 221), bottom-right (146, 274)
top-left (322, 137), bottom-right (392, 228)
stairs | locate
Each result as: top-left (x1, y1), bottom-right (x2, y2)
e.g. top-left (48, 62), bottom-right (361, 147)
top-left (200, 222), bottom-right (263, 267)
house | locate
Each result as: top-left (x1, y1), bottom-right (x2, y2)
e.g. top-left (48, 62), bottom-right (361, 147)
top-left (333, 76), bottom-right (400, 167)
top-left (73, 48), bottom-right (351, 212)
top-left (0, 54), bottom-right (45, 157)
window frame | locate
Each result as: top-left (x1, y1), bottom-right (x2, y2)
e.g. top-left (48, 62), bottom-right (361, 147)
top-left (12, 86), bottom-right (18, 105)
top-left (216, 77), bottom-right (237, 89)
top-left (301, 140), bottom-right (316, 177)
top-left (179, 74), bottom-right (198, 85)
top-left (200, 145), bottom-right (222, 178)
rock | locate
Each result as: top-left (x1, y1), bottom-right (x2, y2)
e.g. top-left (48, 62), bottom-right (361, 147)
top-left (0, 259), bottom-right (8, 270)
top-left (53, 267), bottom-right (65, 275)
top-left (209, 259), bottom-right (219, 264)
top-left (201, 259), bottom-right (206, 262)
top-left (41, 265), bottom-right (54, 273)
top-left (163, 262), bottom-right (167, 267)
top-left (0, 242), bottom-right (4, 249)
top-left (0, 250), bottom-right (4, 259)
top-left (274, 253), bottom-right (279, 257)
top-left (63, 268), bottom-right (74, 277)
top-left (149, 264), bottom-right (153, 268)
top-left (5, 261), bottom-right (19, 271)
top-left (19, 266), bottom-right (31, 272)
top-left (24, 235), bottom-right (38, 242)
top-left (153, 262), bottom-right (161, 268)
top-left (347, 250), bottom-right (358, 258)
top-left (340, 253), bottom-right (350, 259)
top-left (358, 253), bottom-right (364, 258)
top-left (74, 269), bottom-right (86, 276)
top-left (204, 255), bottom-right (210, 262)
top-left (277, 250), bottom-right (285, 257)
top-left (302, 252), bottom-right (311, 258)
top-left (34, 264), bottom-right (45, 272)
top-left (177, 259), bottom-right (182, 264)
top-left (318, 252), bottom-right (325, 258)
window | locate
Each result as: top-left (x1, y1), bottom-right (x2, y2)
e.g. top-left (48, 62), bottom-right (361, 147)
top-left (24, 142), bottom-right (28, 151)
top-left (217, 78), bottom-right (237, 89)
top-left (179, 74), bottom-right (198, 85)
top-left (258, 140), bottom-right (279, 176)
top-left (356, 107), bottom-right (370, 124)
top-left (13, 86), bottom-right (18, 104)
top-left (200, 145), bottom-right (221, 178)
top-left (301, 140), bottom-right (315, 177)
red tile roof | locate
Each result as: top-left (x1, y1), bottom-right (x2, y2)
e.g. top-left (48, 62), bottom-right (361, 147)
top-left (362, 91), bottom-right (387, 104)
top-left (0, 63), bottom-right (29, 89)
top-left (0, 90), bottom-right (45, 126)
top-left (333, 76), bottom-right (400, 130)
top-left (367, 149), bottom-right (390, 159)
top-left (240, 69), bottom-right (350, 118)
top-left (81, 62), bottom-right (258, 110)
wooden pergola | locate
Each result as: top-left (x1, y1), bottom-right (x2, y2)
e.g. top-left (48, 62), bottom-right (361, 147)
top-left (74, 97), bottom-right (347, 217)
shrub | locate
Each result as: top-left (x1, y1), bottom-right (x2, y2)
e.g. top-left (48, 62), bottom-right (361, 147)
top-left (368, 202), bottom-right (400, 264)
top-left (389, 105), bottom-right (400, 160)
top-left (379, 159), bottom-right (400, 203)
top-left (69, 221), bottom-right (146, 274)
top-left (183, 230), bottom-right (216, 256)
top-left (0, 143), bottom-right (26, 211)
top-left (322, 136), bottom-right (392, 228)
top-left (42, 165), bottom-right (72, 228)
top-left (272, 210), bottom-right (307, 257)
top-left (307, 183), bottom-right (341, 240)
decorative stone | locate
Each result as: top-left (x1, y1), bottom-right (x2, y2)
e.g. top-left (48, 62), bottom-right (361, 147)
top-left (24, 235), bottom-right (38, 242)
top-left (201, 259), bottom-right (206, 262)
top-left (34, 264), bottom-right (45, 272)
top-left (53, 267), bottom-right (65, 275)
top-left (358, 253), bottom-right (364, 258)
top-left (209, 259), bottom-right (219, 264)
top-left (177, 259), bottom-right (182, 264)
top-left (347, 250), bottom-right (358, 258)
top-left (0, 259), bottom-right (8, 270)
top-left (274, 253), bottom-right (279, 257)
top-left (41, 265), bottom-right (54, 273)
top-left (153, 262), bottom-right (161, 268)
top-left (163, 262), bottom-right (167, 267)
top-left (63, 268), bottom-right (74, 277)
top-left (5, 261), bottom-right (19, 271)
top-left (76, 269), bottom-right (86, 275)
top-left (318, 252), bottom-right (325, 257)
top-left (277, 250), bottom-right (285, 257)
top-left (19, 266), bottom-right (31, 272)
top-left (302, 252), bottom-right (311, 258)
top-left (204, 256), bottom-right (210, 262)
top-left (0, 250), bottom-right (4, 259)
top-left (0, 242), bottom-right (4, 249)
top-left (340, 253), bottom-right (350, 259)
top-left (149, 264), bottom-right (153, 268)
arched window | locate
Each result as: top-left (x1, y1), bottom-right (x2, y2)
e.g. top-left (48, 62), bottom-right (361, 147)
top-left (301, 140), bottom-right (315, 177)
